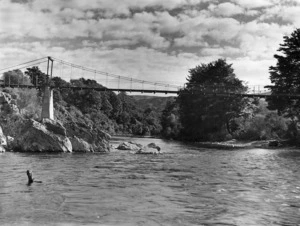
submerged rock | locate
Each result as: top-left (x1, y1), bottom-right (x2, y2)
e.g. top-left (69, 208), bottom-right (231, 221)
top-left (146, 143), bottom-right (161, 151)
top-left (268, 140), bottom-right (279, 147)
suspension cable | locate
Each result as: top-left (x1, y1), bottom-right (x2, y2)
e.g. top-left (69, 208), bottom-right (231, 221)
top-left (0, 57), bottom-right (48, 72)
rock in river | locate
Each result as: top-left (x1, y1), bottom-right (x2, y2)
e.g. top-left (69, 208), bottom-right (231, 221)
top-left (135, 143), bottom-right (161, 154)
top-left (117, 141), bottom-right (143, 151)
top-left (116, 141), bottom-right (161, 154)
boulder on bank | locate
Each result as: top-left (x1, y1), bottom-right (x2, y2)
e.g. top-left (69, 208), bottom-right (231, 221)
top-left (70, 136), bottom-right (93, 152)
top-left (0, 125), bottom-right (7, 146)
top-left (117, 141), bottom-right (143, 151)
top-left (54, 104), bottom-right (110, 152)
top-left (1, 112), bottom-right (110, 153)
top-left (42, 118), bottom-right (66, 136)
top-left (0, 145), bottom-right (5, 153)
top-left (0, 125), bottom-right (7, 152)
top-left (12, 119), bottom-right (72, 152)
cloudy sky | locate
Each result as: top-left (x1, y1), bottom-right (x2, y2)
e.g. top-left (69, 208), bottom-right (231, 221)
top-left (0, 0), bottom-right (299, 88)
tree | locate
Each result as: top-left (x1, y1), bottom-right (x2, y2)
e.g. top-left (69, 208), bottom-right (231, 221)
top-left (25, 66), bottom-right (48, 87)
top-left (3, 69), bottom-right (31, 86)
top-left (25, 66), bottom-right (48, 97)
top-left (161, 100), bottom-right (181, 139)
top-left (268, 28), bottom-right (300, 117)
top-left (177, 59), bottom-right (248, 141)
top-left (267, 28), bottom-right (300, 142)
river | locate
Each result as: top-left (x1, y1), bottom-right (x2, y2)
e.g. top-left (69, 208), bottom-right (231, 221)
top-left (1, 136), bottom-right (300, 226)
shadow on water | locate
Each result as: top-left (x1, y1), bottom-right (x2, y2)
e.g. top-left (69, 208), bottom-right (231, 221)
top-left (277, 149), bottom-right (300, 158)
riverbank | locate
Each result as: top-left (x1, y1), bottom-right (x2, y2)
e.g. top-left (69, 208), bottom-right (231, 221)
top-left (194, 139), bottom-right (293, 149)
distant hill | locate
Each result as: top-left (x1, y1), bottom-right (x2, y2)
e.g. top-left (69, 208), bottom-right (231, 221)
top-left (132, 95), bottom-right (175, 112)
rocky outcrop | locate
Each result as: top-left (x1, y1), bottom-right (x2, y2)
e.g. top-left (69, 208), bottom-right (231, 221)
top-left (0, 145), bottom-right (5, 153)
top-left (1, 115), bottom-right (110, 153)
top-left (42, 118), bottom-right (66, 136)
top-left (70, 136), bottom-right (93, 152)
top-left (0, 126), bottom-right (7, 146)
top-left (0, 125), bottom-right (7, 152)
top-left (11, 119), bottom-right (72, 152)
top-left (0, 91), bottom-right (111, 153)
top-left (63, 123), bottom-right (110, 152)
top-left (54, 104), bottom-right (110, 152)
top-left (0, 113), bottom-right (110, 153)
top-left (117, 141), bottom-right (143, 151)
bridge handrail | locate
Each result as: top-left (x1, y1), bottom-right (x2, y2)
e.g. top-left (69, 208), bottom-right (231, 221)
top-left (51, 57), bottom-right (182, 89)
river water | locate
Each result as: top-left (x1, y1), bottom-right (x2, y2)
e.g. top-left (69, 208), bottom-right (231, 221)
top-left (1, 136), bottom-right (300, 226)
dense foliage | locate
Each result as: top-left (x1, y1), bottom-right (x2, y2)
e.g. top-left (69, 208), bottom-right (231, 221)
top-left (52, 78), bottom-right (165, 136)
top-left (177, 59), bottom-right (249, 141)
top-left (160, 100), bottom-right (181, 139)
top-left (3, 69), bottom-right (31, 86)
top-left (233, 99), bottom-right (289, 141)
top-left (268, 28), bottom-right (300, 142)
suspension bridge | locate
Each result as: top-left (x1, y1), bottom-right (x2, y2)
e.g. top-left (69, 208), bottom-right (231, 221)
top-left (0, 56), bottom-right (299, 120)
top-left (0, 56), bottom-right (275, 95)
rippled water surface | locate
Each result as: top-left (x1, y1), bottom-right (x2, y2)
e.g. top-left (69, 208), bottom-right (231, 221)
top-left (1, 137), bottom-right (300, 225)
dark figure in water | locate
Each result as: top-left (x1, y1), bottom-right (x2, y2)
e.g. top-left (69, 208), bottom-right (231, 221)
top-left (26, 170), bottom-right (42, 185)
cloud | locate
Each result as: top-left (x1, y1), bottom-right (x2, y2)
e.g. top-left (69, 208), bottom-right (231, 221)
top-left (174, 16), bottom-right (241, 47)
top-left (275, 5), bottom-right (300, 26)
top-left (232, 0), bottom-right (274, 9)
top-left (209, 2), bottom-right (244, 17)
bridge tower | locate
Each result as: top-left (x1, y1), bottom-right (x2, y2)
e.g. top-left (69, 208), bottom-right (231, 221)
top-left (41, 56), bottom-right (54, 120)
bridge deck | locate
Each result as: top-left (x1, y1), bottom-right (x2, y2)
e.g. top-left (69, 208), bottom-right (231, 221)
top-left (1, 84), bottom-right (300, 99)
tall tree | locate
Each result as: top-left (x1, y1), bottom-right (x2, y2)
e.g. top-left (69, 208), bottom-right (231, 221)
top-left (3, 69), bottom-right (31, 86)
top-left (268, 28), bottom-right (300, 117)
top-left (25, 66), bottom-right (48, 97)
top-left (25, 66), bottom-right (48, 87)
top-left (177, 59), bottom-right (247, 141)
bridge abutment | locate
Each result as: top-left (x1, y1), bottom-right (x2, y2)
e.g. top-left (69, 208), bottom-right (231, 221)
top-left (41, 86), bottom-right (54, 120)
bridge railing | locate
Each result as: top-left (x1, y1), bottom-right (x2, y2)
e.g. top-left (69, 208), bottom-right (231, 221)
top-left (182, 83), bottom-right (272, 94)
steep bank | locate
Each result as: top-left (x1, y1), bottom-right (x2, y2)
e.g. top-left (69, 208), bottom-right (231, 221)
top-left (0, 90), bottom-right (110, 152)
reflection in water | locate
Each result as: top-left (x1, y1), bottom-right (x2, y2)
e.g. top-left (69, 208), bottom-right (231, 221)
top-left (0, 137), bottom-right (300, 225)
